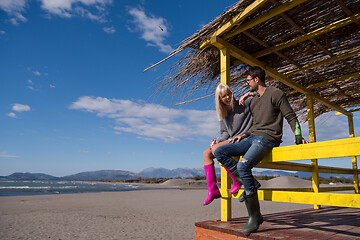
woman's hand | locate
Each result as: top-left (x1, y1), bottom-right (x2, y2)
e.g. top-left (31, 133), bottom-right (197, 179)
top-left (210, 139), bottom-right (220, 146)
top-left (239, 92), bottom-right (253, 105)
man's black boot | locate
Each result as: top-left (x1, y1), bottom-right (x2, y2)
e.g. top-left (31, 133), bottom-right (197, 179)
top-left (242, 192), bottom-right (263, 236)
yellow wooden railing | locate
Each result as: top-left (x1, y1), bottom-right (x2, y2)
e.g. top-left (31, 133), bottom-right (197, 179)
top-left (219, 137), bottom-right (360, 221)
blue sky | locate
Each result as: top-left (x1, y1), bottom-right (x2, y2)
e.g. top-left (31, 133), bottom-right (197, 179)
top-left (1, 0), bottom-right (359, 177)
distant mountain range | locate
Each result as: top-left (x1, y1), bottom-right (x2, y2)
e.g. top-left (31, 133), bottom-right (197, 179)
top-left (0, 168), bottom-right (353, 181)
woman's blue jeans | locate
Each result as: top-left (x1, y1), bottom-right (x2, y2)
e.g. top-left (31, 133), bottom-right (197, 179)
top-left (214, 135), bottom-right (275, 194)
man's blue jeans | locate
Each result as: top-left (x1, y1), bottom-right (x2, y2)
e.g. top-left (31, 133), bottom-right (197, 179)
top-left (214, 135), bottom-right (276, 194)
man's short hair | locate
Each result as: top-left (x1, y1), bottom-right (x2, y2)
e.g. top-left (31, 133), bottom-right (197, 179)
top-left (246, 66), bottom-right (266, 83)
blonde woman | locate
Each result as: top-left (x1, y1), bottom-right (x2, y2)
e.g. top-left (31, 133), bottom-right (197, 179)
top-left (202, 83), bottom-right (254, 205)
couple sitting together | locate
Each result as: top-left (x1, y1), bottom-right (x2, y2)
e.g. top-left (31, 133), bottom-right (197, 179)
top-left (202, 66), bottom-right (307, 236)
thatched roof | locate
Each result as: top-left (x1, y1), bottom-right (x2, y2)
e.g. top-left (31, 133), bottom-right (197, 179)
top-left (151, 0), bottom-right (360, 120)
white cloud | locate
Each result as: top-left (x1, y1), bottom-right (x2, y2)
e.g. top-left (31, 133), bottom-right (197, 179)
top-left (0, 0), bottom-right (28, 25)
top-left (27, 85), bottom-right (39, 91)
top-left (69, 96), bottom-right (218, 143)
top-left (0, 30), bottom-right (6, 35)
top-left (12, 103), bottom-right (31, 112)
top-left (6, 112), bottom-right (17, 118)
top-left (28, 79), bottom-right (33, 84)
top-left (50, 84), bottom-right (56, 88)
top-left (33, 71), bottom-right (41, 76)
top-left (40, 0), bottom-right (112, 22)
top-left (103, 26), bottom-right (115, 34)
top-left (128, 7), bottom-right (173, 54)
top-left (0, 151), bottom-right (20, 158)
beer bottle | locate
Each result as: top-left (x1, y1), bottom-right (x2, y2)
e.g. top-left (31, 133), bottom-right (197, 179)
top-left (295, 120), bottom-right (302, 145)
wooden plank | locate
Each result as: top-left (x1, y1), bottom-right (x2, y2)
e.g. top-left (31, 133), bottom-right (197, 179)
top-left (253, 13), bottom-right (360, 58)
top-left (221, 167), bottom-right (232, 221)
top-left (336, 106), bottom-right (360, 115)
top-left (258, 190), bottom-right (360, 208)
top-left (200, 0), bottom-right (269, 50)
top-left (285, 49), bottom-right (360, 77)
top-left (220, 48), bottom-right (231, 85)
top-left (220, 47), bottom-right (232, 221)
top-left (223, 0), bottom-right (310, 40)
top-left (262, 137), bottom-right (360, 162)
top-left (256, 161), bottom-right (355, 174)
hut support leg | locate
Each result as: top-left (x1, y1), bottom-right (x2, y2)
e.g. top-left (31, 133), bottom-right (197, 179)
top-left (220, 47), bottom-right (232, 221)
top-left (348, 115), bottom-right (359, 194)
top-left (307, 94), bottom-right (320, 209)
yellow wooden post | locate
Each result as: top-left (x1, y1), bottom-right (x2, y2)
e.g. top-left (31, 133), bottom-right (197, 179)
top-left (348, 115), bottom-right (359, 194)
top-left (307, 94), bottom-right (321, 209)
top-left (219, 47), bottom-right (232, 221)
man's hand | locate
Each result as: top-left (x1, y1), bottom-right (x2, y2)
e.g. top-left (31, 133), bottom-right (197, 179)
top-left (239, 92), bottom-right (253, 105)
top-left (230, 134), bottom-right (247, 143)
top-left (302, 138), bottom-right (309, 144)
top-left (294, 137), bottom-right (309, 144)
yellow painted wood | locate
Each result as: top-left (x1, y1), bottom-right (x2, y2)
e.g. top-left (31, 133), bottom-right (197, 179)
top-left (307, 72), bottom-right (360, 89)
top-left (326, 89), bottom-right (360, 100)
top-left (252, 187), bottom-right (355, 192)
top-left (260, 137), bottom-right (360, 162)
top-left (200, 0), bottom-right (269, 49)
top-left (219, 47), bottom-right (232, 221)
top-left (285, 49), bottom-right (360, 77)
top-left (253, 13), bottom-right (360, 58)
top-left (220, 47), bottom-right (230, 85)
top-left (307, 95), bottom-right (316, 143)
top-left (258, 190), bottom-right (360, 208)
top-left (220, 167), bottom-right (232, 221)
top-left (224, 0), bottom-right (310, 40)
top-left (348, 116), bottom-right (360, 194)
top-left (210, 36), bottom-right (352, 116)
top-left (336, 107), bottom-right (360, 115)
top-left (257, 161), bottom-right (355, 174)
top-left (352, 156), bottom-right (359, 194)
top-left (307, 94), bottom-right (320, 209)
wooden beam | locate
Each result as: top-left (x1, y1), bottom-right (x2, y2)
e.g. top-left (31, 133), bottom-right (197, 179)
top-left (199, 0), bottom-right (269, 49)
top-left (334, 0), bottom-right (360, 28)
top-left (210, 36), bottom-right (352, 116)
top-left (228, 187), bottom-right (356, 199)
top-left (223, 0), bottom-right (310, 40)
top-left (307, 94), bottom-right (320, 209)
top-left (269, 0), bottom-right (357, 74)
top-left (261, 137), bottom-right (360, 163)
top-left (253, 13), bottom-right (360, 58)
top-left (284, 48), bottom-right (360, 76)
top-left (326, 89), bottom-right (360, 99)
top-left (307, 71), bottom-right (360, 89)
top-left (257, 161), bottom-right (356, 175)
top-left (348, 115), bottom-right (360, 194)
top-left (220, 48), bottom-right (231, 85)
top-left (219, 47), bottom-right (232, 222)
top-left (242, 30), bottom-right (333, 91)
top-left (258, 190), bottom-right (360, 208)
top-left (336, 107), bottom-right (360, 115)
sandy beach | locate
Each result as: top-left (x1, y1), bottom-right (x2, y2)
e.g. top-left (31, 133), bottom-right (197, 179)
top-left (0, 178), bottom-right (315, 240)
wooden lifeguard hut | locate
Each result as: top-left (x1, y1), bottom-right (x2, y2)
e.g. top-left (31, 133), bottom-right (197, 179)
top-left (146, 0), bottom-right (360, 239)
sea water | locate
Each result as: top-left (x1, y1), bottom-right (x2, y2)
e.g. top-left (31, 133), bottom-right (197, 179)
top-left (0, 180), bottom-right (139, 196)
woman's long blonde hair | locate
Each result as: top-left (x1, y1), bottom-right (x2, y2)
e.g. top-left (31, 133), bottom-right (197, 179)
top-left (215, 83), bottom-right (235, 121)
